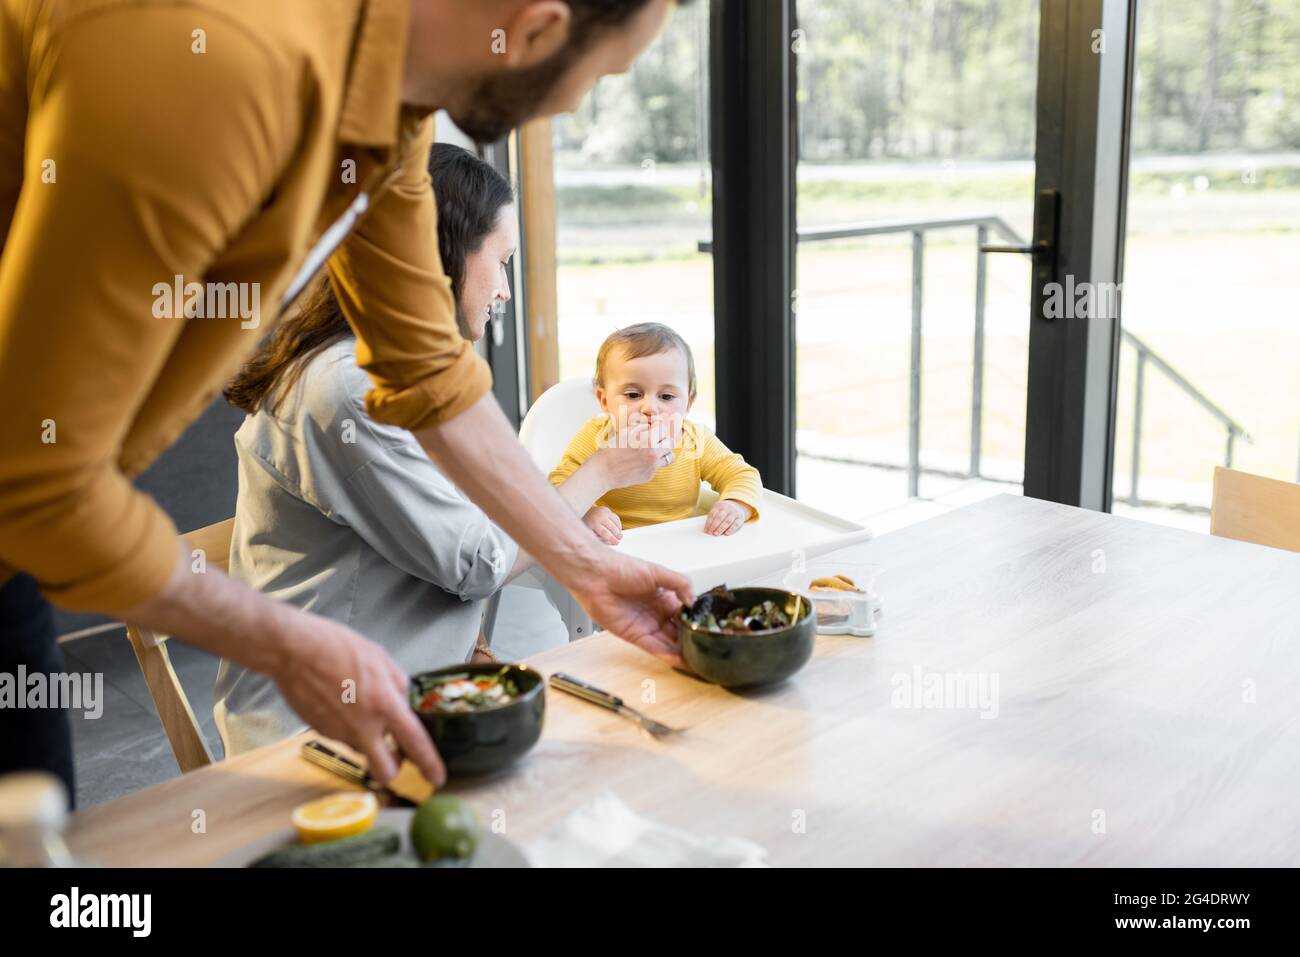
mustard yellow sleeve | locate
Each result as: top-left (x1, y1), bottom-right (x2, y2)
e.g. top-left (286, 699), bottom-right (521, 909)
top-left (330, 117), bottom-right (493, 433)
top-left (547, 418), bottom-right (603, 486)
top-left (696, 426), bottom-right (763, 521)
top-left (0, 9), bottom-right (294, 612)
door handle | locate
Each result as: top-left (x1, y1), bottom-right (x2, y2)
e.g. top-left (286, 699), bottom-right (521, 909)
top-left (980, 242), bottom-right (1040, 255)
top-left (979, 187), bottom-right (1060, 300)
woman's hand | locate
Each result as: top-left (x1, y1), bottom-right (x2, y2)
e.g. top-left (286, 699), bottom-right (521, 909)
top-left (550, 442), bottom-right (668, 521)
top-left (704, 499), bottom-right (752, 536)
top-left (583, 505), bottom-right (623, 545)
top-left (592, 443), bottom-right (671, 490)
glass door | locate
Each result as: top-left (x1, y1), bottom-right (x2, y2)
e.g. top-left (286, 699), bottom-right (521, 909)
top-left (549, 0), bottom-right (716, 423)
top-left (1110, 0), bottom-right (1300, 532)
top-left (792, 0), bottom-right (1041, 531)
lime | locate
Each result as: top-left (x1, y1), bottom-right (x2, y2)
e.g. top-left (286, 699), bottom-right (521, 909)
top-left (410, 795), bottom-right (481, 862)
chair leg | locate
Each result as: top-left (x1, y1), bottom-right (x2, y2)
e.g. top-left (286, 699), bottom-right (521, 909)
top-left (125, 626), bottom-right (213, 773)
top-left (482, 590), bottom-right (502, 646)
top-left (536, 574), bottom-right (595, 642)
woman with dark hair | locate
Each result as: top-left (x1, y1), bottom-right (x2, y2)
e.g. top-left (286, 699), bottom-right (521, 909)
top-left (214, 144), bottom-right (596, 755)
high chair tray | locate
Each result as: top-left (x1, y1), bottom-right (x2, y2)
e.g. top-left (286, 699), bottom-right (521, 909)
top-left (510, 492), bottom-right (872, 641)
top-left (616, 491), bottom-right (872, 594)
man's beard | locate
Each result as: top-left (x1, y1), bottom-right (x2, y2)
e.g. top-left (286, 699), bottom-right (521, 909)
top-left (448, 52), bottom-right (577, 144)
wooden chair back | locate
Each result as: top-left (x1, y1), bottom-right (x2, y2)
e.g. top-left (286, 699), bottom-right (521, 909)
top-left (1210, 467), bottom-right (1300, 554)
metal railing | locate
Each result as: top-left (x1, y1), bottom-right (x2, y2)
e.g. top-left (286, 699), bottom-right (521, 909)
top-left (1121, 330), bottom-right (1251, 506)
top-left (702, 214), bottom-right (1253, 510)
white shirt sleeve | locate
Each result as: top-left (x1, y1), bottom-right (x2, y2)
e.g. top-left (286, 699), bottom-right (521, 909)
top-left (299, 343), bottom-right (519, 602)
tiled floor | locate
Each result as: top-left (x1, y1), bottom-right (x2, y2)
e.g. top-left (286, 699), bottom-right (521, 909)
top-left (63, 634), bottom-right (223, 808)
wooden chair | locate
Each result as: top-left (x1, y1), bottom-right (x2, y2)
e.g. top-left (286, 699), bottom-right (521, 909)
top-left (124, 518), bottom-right (235, 773)
top-left (1210, 467), bottom-right (1300, 554)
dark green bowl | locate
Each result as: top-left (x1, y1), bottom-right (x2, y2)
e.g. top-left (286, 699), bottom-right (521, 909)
top-left (410, 663), bottom-right (545, 776)
top-left (678, 587), bottom-right (816, 688)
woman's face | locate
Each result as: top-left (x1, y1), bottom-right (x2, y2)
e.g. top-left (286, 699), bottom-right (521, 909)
top-left (460, 204), bottom-right (518, 343)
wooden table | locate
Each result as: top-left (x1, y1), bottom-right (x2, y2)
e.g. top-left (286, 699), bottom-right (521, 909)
top-left (67, 495), bottom-right (1300, 866)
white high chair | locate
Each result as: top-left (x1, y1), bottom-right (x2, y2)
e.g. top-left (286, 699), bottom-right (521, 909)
top-left (483, 378), bottom-right (602, 644)
top-left (518, 376), bottom-right (602, 473)
top-left (481, 378), bottom-right (873, 647)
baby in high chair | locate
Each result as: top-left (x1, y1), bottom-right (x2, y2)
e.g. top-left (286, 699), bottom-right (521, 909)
top-left (548, 322), bottom-right (762, 543)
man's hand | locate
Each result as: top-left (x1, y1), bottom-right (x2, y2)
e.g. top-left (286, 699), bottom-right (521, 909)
top-left (704, 499), bottom-right (752, 536)
top-left (583, 505), bottom-right (623, 545)
top-left (567, 548), bottom-right (694, 667)
top-left (417, 395), bottom-right (695, 668)
top-left (267, 609), bottom-right (447, 786)
top-left (117, 542), bottom-right (446, 787)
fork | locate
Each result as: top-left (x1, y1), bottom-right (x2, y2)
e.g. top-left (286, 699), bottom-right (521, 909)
top-left (548, 672), bottom-right (685, 738)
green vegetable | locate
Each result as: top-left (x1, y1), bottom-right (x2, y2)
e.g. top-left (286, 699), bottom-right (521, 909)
top-left (250, 826), bottom-right (400, 868)
top-left (410, 796), bottom-right (481, 863)
top-left (685, 587), bottom-right (792, 633)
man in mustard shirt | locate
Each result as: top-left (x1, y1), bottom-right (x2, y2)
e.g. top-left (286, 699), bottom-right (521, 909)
top-left (0, 0), bottom-right (695, 798)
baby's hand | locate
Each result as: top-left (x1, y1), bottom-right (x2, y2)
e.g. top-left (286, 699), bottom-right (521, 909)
top-left (583, 505), bottom-right (623, 545)
top-left (704, 499), bottom-right (752, 536)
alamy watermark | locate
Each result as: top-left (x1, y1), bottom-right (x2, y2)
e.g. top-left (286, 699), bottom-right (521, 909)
top-left (50, 887), bottom-right (150, 937)
top-left (596, 407), bottom-right (703, 461)
top-left (152, 275), bottom-right (261, 329)
top-left (890, 665), bottom-right (1000, 719)
top-left (0, 667), bottom-right (103, 719)
top-left (1043, 274), bottom-right (1122, 321)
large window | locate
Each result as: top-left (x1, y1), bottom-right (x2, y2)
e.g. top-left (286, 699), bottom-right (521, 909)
top-left (550, 1), bottom-right (716, 423)
top-left (793, 0), bottom-right (1040, 529)
top-left (535, 1), bottom-right (1280, 530)
top-left (1112, 0), bottom-right (1300, 531)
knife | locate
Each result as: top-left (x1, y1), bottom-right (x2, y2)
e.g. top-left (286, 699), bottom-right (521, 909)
top-left (300, 740), bottom-right (418, 807)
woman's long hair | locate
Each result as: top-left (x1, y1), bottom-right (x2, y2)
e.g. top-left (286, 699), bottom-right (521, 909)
top-left (225, 144), bottom-right (514, 415)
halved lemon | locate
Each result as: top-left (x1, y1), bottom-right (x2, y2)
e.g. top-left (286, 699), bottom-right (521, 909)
top-left (291, 791), bottom-right (378, 844)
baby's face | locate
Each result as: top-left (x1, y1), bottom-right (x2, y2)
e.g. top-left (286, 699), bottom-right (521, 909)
top-left (597, 346), bottom-right (691, 446)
